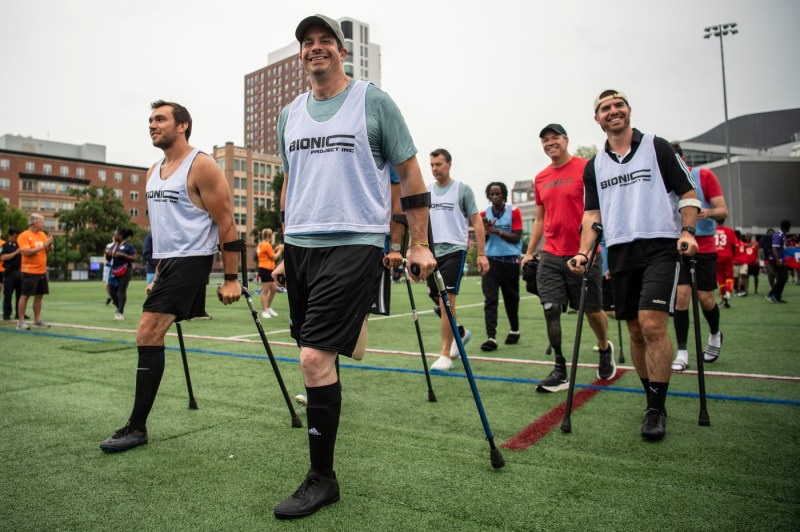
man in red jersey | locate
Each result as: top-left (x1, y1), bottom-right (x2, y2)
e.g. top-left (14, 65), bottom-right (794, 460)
top-left (521, 124), bottom-right (615, 393)
top-left (715, 220), bottom-right (737, 308)
top-left (669, 144), bottom-right (728, 371)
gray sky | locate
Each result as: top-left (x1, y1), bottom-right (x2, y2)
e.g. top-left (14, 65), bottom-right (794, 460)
top-left (3, 0), bottom-right (799, 197)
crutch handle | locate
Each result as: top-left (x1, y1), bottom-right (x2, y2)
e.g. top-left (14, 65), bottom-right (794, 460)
top-left (681, 242), bottom-right (689, 251)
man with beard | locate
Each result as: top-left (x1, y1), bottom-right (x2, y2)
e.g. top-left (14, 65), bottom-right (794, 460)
top-left (99, 100), bottom-right (242, 452)
top-left (569, 90), bottom-right (699, 441)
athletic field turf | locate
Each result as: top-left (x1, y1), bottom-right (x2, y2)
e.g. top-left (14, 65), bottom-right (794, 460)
top-left (2, 277), bottom-right (798, 530)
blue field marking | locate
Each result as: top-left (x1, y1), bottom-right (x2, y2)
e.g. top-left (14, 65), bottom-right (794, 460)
top-left (4, 328), bottom-right (799, 406)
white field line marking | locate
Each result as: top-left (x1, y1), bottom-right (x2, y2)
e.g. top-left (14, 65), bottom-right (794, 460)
top-left (39, 322), bottom-right (800, 382)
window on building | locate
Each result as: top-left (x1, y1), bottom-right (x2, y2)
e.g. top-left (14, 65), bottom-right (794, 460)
top-left (131, 174), bottom-right (139, 184)
top-left (0, 159), bottom-right (9, 171)
top-left (21, 199), bottom-right (37, 210)
top-left (40, 181), bottom-right (57, 193)
top-left (40, 200), bottom-right (56, 211)
top-left (58, 183), bottom-right (71, 193)
top-left (25, 161), bottom-right (35, 172)
top-left (115, 172), bottom-right (123, 182)
top-left (114, 189), bottom-right (122, 198)
top-left (43, 218), bottom-right (57, 231)
top-left (267, 198), bottom-right (271, 210)
top-left (341, 20), bottom-right (353, 39)
top-left (42, 163), bottom-right (52, 175)
top-left (130, 208), bottom-right (139, 217)
top-left (60, 165), bottom-right (70, 177)
top-left (22, 180), bottom-right (36, 192)
top-left (77, 167), bottom-right (85, 178)
top-left (130, 191), bottom-right (139, 201)
top-left (98, 169), bottom-right (107, 181)
top-left (59, 202), bottom-right (73, 211)
top-left (0, 178), bottom-right (9, 190)
top-left (218, 159), bottom-right (226, 171)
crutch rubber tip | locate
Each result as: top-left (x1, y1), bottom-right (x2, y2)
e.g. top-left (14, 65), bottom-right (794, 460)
top-left (291, 416), bottom-right (303, 428)
top-left (188, 401), bottom-right (198, 410)
top-left (490, 448), bottom-right (506, 469)
top-left (428, 391), bottom-right (437, 402)
top-left (698, 414), bottom-right (710, 427)
top-left (560, 420), bottom-right (572, 433)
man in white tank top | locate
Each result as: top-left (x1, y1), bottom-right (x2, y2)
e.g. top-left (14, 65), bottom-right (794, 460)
top-left (271, 15), bottom-right (436, 520)
top-left (569, 90), bottom-right (699, 442)
top-left (100, 100), bottom-right (242, 453)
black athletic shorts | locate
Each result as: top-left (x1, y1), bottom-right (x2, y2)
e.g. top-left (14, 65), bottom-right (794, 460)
top-left (369, 266), bottom-right (392, 316)
top-left (21, 273), bottom-right (49, 296)
top-left (602, 275), bottom-right (615, 311)
top-left (284, 244), bottom-right (383, 357)
top-left (612, 261), bottom-right (680, 320)
top-left (258, 267), bottom-right (274, 283)
top-left (427, 250), bottom-right (466, 299)
top-left (537, 251), bottom-right (603, 312)
top-left (677, 252), bottom-right (717, 292)
top-left (142, 255), bottom-right (212, 322)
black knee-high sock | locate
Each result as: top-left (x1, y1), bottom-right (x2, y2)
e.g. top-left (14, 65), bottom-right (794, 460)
top-left (647, 382), bottom-right (670, 414)
top-left (702, 305), bottom-right (721, 335)
top-left (306, 382), bottom-right (342, 478)
top-left (641, 377), bottom-right (650, 403)
top-left (673, 309), bottom-right (689, 351)
top-left (128, 345), bottom-right (165, 431)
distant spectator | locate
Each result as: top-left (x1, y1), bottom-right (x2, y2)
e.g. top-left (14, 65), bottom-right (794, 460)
top-left (766, 220), bottom-right (791, 303)
top-left (17, 213), bottom-right (54, 330)
top-left (108, 228), bottom-right (136, 320)
top-left (142, 232), bottom-right (157, 286)
top-left (1, 228), bottom-right (23, 321)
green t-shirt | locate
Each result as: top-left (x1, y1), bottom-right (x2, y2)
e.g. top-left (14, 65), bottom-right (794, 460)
top-left (278, 80), bottom-right (416, 248)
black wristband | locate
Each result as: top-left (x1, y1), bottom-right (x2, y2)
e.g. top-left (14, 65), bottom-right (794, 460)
top-left (681, 226), bottom-right (696, 235)
top-left (224, 273), bottom-right (238, 281)
top-left (400, 192), bottom-right (431, 211)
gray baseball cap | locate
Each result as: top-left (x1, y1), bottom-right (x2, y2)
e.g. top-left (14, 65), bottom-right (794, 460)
top-left (295, 14), bottom-right (345, 47)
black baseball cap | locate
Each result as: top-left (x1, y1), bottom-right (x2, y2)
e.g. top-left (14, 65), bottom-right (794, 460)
top-left (539, 124), bottom-right (567, 138)
top-left (295, 14), bottom-right (345, 47)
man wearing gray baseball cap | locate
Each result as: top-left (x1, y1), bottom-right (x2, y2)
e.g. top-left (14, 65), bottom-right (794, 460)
top-left (271, 14), bottom-right (435, 519)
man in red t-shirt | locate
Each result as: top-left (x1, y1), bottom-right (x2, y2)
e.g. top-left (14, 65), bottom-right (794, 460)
top-left (670, 144), bottom-right (728, 371)
top-left (743, 233), bottom-right (760, 294)
top-left (521, 124), bottom-right (615, 393)
top-left (715, 221), bottom-right (737, 308)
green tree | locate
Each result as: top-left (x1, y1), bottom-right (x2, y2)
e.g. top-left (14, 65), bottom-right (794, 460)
top-left (252, 171), bottom-right (284, 241)
top-left (575, 145), bottom-right (599, 159)
top-left (55, 185), bottom-right (134, 264)
top-left (0, 200), bottom-right (28, 235)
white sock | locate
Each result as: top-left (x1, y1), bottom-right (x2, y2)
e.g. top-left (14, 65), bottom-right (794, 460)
top-left (676, 349), bottom-right (689, 363)
top-left (708, 332), bottom-right (721, 348)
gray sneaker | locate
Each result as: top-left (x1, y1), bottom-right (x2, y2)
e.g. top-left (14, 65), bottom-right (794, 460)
top-left (16, 322), bottom-right (30, 330)
top-left (31, 321), bottom-right (50, 328)
top-left (536, 367), bottom-right (569, 393)
top-left (597, 340), bottom-right (616, 380)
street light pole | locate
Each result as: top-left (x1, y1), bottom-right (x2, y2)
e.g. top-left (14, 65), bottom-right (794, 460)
top-left (704, 22), bottom-right (739, 226)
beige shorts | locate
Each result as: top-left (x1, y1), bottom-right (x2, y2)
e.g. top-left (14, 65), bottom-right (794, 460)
top-left (734, 263), bottom-right (748, 276)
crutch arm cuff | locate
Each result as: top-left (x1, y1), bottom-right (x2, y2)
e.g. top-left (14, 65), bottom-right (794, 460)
top-left (220, 239), bottom-right (246, 252)
top-left (400, 192), bottom-right (431, 211)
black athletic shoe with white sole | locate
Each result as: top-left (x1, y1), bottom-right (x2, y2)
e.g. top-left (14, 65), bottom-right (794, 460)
top-left (99, 424), bottom-right (148, 453)
top-left (536, 368), bottom-right (569, 393)
top-left (641, 409), bottom-right (666, 441)
top-left (597, 340), bottom-right (616, 380)
top-left (274, 471), bottom-right (340, 519)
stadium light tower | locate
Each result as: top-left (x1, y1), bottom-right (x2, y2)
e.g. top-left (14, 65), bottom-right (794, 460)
top-left (704, 22), bottom-right (739, 225)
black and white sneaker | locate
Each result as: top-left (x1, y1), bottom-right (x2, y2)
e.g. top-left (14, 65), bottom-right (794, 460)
top-left (597, 340), bottom-right (616, 380)
top-left (99, 424), bottom-right (148, 453)
top-left (274, 470), bottom-right (340, 519)
top-left (536, 367), bottom-right (569, 393)
top-left (641, 409), bottom-right (666, 441)
top-left (703, 332), bottom-right (723, 363)
top-left (480, 338), bottom-right (498, 351)
top-left (505, 332), bottom-right (520, 345)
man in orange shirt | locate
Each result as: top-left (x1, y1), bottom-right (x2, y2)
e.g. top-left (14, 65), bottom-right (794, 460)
top-left (17, 213), bottom-right (53, 330)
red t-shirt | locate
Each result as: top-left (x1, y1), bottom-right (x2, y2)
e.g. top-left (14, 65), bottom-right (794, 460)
top-left (743, 242), bottom-right (759, 266)
top-left (714, 225), bottom-right (736, 260)
top-left (534, 157), bottom-right (587, 256)
top-left (692, 167), bottom-right (724, 254)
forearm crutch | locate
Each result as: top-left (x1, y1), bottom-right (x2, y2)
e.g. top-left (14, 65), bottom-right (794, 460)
top-left (175, 322), bottom-right (198, 410)
top-left (222, 240), bottom-right (303, 428)
top-left (561, 222), bottom-right (604, 433)
top-left (617, 318), bottom-right (625, 364)
top-left (395, 214), bottom-right (437, 402)
top-left (410, 216), bottom-right (505, 469)
top-left (688, 253), bottom-right (711, 427)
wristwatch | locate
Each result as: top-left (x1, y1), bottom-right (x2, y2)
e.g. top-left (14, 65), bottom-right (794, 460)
top-left (390, 243), bottom-right (402, 252)
top-left (681, 226), bottom-right (696, 235)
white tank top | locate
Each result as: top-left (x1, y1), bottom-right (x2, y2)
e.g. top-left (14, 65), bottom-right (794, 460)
top-left (428, 181), bottom-right (468, 246)
top-left (146, 149), bottom-right (219, 258)
top-left (284, 80), bottom-right (391, 235)
top-left (593, 134), bottom-right (681, 247)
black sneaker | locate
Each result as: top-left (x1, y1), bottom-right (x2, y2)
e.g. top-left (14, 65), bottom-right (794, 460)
top-left (480, 338), bottom-right (498, 351)
top-left (641, 409), bottom-right (666, 441)
top-left (274, 471), bottom-right (340, 519)
top-left (99, 424), bottom-right (148, 453)
top-left (536, 367), bottom-right (569, 393)
top-left (505, 332), bottom-right (520, 345)
top-left (597, 340), bottom-right (616, 380)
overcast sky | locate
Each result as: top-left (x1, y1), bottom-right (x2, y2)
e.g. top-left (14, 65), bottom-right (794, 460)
top-left (3, 0), bottom-right (799, 197)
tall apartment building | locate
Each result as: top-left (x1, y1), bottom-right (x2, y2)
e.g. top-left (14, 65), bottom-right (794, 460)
top-left (0, 135), bottom-right (149, 234)
top-left (211, 142), bottom-right (282, 249)
top-left (244, 16), bottom-right (381, 156)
